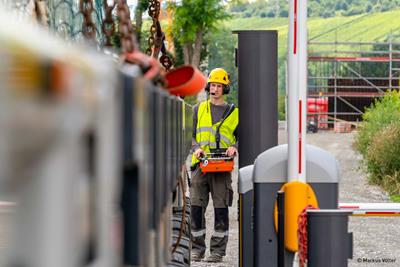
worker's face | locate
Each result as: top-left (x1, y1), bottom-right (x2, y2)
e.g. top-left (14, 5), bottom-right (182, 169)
top-left (209, 82), bottom-right (224, 99)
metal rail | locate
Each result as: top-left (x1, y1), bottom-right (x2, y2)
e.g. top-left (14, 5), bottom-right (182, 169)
top-left (308, 40), bottom-right (399, 123)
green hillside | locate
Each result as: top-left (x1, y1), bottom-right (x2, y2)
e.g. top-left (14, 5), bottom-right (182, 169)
top-left (221, 9), bottom-right (400, 118)
top-left (226, 9), bottom-right (400, 60)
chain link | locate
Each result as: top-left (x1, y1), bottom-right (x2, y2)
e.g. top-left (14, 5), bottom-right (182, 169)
top-left (117, 0), bottom-right (137, 53)
top-left (160, 52), bottom-right (173, 71)
top-left (160, 43), bottom-right (173, 72)
top-left (80, 0), bottom-right (97, 40)
top-left (146, 0), bottom-right (173, 71)
top-left (115, 0), bottom-right (165, 85)
top-left (102, 0), bottom-right (115, 47)
top-left (146, 0), bottom-right (160, 56)
top-left (34, 0), bottom-right (49, 26)
top-left (297, 205), bottom-right (318, 267)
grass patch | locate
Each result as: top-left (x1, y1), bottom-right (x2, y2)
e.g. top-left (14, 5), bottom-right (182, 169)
top-left (390, 194), bottom-right (400, 202)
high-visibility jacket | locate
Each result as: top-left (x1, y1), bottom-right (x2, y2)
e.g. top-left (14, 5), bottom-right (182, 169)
top-left (191, 100), bottom-right (239, 166)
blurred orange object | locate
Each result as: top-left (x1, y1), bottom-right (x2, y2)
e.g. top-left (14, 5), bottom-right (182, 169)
top-left (165, 65), bottom-right (206, 97)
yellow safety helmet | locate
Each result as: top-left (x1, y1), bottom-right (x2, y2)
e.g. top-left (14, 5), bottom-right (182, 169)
top-left (207, 68), bottom-right (230, 85)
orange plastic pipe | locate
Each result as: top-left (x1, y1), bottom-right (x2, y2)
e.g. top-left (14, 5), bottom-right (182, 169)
top-left (165, 65), bottom-right (206, 97)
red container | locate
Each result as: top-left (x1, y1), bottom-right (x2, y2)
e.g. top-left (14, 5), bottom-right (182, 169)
top-left (307, 97), bottom-right (329, 129)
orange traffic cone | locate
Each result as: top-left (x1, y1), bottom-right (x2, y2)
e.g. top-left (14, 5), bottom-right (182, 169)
top-left (165, 65), bottom-right (206, 97)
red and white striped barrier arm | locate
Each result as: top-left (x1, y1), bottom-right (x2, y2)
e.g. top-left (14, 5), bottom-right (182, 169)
top-left (339, 203), bottom-right (400, 216)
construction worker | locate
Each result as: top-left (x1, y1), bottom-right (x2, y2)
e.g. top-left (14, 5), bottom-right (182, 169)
top-left (190, 68), bottom-right (239, 263)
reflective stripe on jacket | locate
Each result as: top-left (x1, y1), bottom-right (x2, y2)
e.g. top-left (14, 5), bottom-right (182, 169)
top-left (191, 100), bottom-right (238, 166)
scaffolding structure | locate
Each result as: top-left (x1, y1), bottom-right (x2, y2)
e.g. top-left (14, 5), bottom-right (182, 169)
top-left (308, 41), bottom-right (400, 124)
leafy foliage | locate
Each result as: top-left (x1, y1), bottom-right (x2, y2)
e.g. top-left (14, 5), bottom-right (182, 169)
top-left (169, 0), bottom-right (230, 66)
top-left (171, 0), bottom-right (229, 44)
top-left (134, 0), bottom-right (150, 49)
top-left (365, 123), bottom-right (400, 194)
top-left (228, 0), bottom-right (400, 18)
top-left (355, 91), bottom-right (400, 155)
top-left (137, 0), bottom-right (149, 11)
top-left (391, 194), bottom-right (400, 202)
top-left (354, 91), bottom-right (400, 194)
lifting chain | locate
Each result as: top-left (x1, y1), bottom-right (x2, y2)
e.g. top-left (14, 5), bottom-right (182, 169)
top-left (160, 43), bottom-right (173, 71)
top-left (99, 0), bottom-right (165, 85)
top-left (146, 0), bottom-right (160, 56)
top-left (79, 0), bottom-right (97, 40)
top-left (297, 205), bottom-right (318, 267)
top-left (146, 0), bottom-right (173, 71)
top-left (33, 0), bottom-right (49, 26)
top-left (102, 0), bottom-right (116, 47)
top-left (117, 0), bottom-right (137, 53)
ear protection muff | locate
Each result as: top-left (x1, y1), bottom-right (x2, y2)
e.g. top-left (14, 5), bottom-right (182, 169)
top-left (205, 83), bottom-right (210, 93)
top-left (223, 85), bottom-right (230, 95)
top-left (223, 73), bottom-right (231, 94)
top-left (205, 83), bottom-right (230, 95)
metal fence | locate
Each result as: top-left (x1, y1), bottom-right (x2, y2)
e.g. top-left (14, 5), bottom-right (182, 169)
top-left (1, 0), bottom-right (106, 44)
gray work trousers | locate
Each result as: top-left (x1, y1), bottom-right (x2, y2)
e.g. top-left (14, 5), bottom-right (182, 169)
top-left (190, 167), bottom-right (233, 256)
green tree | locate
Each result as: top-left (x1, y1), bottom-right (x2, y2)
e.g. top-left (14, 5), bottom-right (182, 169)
top-left (227, 0), bottom-right (249, 13)
top-left (207, 28), bottom-right (238, 105)
top-left (134, 0), bottom-right (149, 48)
top-left (170, 0), bottom-right (230, 67)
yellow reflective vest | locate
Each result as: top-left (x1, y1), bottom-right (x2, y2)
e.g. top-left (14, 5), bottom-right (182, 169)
top-left (191, 100), bottom-right (239, 166)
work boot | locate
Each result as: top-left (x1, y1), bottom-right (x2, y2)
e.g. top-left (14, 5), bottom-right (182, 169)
top-left (191, 251), bottom-right (204, 262)
top-left (206, 253), bottom-right (223, 263)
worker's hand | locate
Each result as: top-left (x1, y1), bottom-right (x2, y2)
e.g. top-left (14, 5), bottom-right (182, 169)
top-left (194, 148), bottom-right (205, 159)
top-left (226, 146), bottom-right (238, 157)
